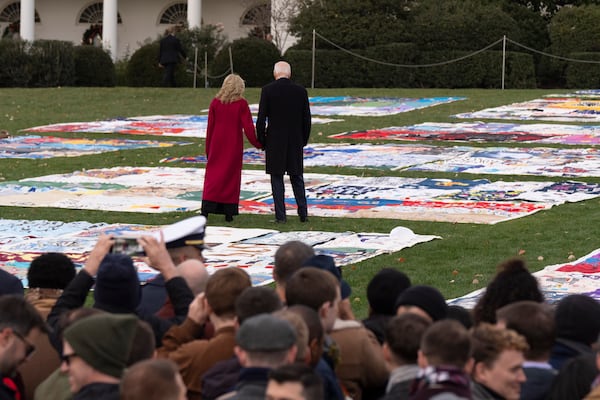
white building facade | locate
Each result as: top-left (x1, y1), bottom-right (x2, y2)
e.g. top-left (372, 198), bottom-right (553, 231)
top-left (0, 0), bottom-right (293, 60)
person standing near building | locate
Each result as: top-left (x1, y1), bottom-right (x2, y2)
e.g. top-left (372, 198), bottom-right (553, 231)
top-left (256, 61), bottom-right (311, 224)
top-left (201, 74), bottom-right (262, 222)
top-left (158, 26), bottom-right (186, 87)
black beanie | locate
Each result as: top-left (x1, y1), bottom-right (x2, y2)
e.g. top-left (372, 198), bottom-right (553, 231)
top-left (367, 268), bottom-right (411, 315)
top-left (555, 294), bottom-right (600, 345)
top-left (93, 254), bottom-right (141, 313)
top-left (64, 313), bottom-right (138, 378)
top-left (395, 285), bottom-right (448, 321)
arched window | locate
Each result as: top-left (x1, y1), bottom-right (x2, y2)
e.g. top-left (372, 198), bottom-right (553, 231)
top-left (241, 3), bottom-right (270, 26)
top-left (0, 2), bottom-right (41, 23)
top-left (78, 2), bottom-right (122, 24)
top-left (159, 3), bottom-right (187, 25)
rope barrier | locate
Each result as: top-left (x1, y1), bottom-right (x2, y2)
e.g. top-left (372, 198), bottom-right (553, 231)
top-left (506, 37), bottom-right (600, 64)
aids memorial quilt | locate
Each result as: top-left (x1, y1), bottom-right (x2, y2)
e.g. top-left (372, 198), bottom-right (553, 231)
top-left (329, 122), bottom-right (600, 145)
top-left (0, 219), bottom-right (439, 286)
top-left (0, 167), bottom-right (598, 223)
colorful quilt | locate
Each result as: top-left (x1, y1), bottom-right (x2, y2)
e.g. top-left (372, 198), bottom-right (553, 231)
top-left (22, 115), bottom-right (340, 138)
top-left (161, 143), bottom-right (600, 178)
top-left (0, 167), bottom-right (597, 224)
top-left (0, 135), bottom-right (187, 159)
top-left (329, 122), bottom-right (600, 145)
top-left (449, 248), bottom-right (600, 308)
top-left (0, 218), bottom-right (440, 287)
top-left (454, 95), bottom-right (600, 122)
top-left (248, 96), bottom-right (466, 117)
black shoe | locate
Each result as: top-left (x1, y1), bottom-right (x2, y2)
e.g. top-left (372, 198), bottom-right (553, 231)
top-left (225, 215), bottom-right (233, 222)
top-left (300, 216), bottom-right (308, 223)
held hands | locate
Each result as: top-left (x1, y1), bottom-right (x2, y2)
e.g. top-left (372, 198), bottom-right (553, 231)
top-left (84, 234), bottom-right (114, 276)
top-left (137, 232), bottom-right (178, 281)
top-left (188, 292), bottom-right (210, 325)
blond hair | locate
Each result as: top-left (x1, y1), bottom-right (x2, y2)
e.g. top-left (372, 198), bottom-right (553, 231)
top-left (216, 74), bottom-right (245, 104)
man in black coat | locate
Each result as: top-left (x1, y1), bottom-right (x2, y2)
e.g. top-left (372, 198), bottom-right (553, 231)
top-left (256, 61), bottom-right (311, 223)
top-left (158, 27), bottom-right (186, 87)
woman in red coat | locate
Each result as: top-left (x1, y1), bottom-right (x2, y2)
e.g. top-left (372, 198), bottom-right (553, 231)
top-left (201, 74), bottom-right (262, 222)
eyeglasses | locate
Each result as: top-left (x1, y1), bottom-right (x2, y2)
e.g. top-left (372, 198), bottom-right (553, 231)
top-left (12, 330), bottom-right (36, 358)
top-left (60, 353), bottom-right (78, 366)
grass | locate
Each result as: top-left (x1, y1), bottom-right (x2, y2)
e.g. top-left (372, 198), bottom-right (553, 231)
top-left (1, 86), bottom-right (598, 318)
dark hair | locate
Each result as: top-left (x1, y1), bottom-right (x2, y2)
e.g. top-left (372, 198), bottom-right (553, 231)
top-left (268, 363), bottom-right (324, 400)
top-left (421, 320), bottom-right (471, 368)
top-left (27, 252), bottom-right (76, 289)
top-left (274, 241), bottom-right (314, 283)
top-left (205, 267), bottom-right (251, 318)
top-left (0, 295), bottom-right (49, 336)
top-left (286, 304), bottom-right (323, 343)
top-left (121, 359), bottom-right (183, 400)
top-left (285, 268), bottom-right (338, 311)
top-left (235, 287), bottom-right (283, 324)
top-left (384, 313), bottom-right (430, 364)
top-left (367, 268), bottom-right (411, 316)
top-left (496, 301), bottom-right (555, 360)
top-left (472, 258), bottom-right (543, 324)
top-left (127, 320), bottom-right (156, 365)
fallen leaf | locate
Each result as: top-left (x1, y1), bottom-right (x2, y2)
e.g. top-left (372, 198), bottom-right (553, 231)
top-left (518, 249), bottom-right (526, 255)
top-left (472, 278), bottom-right (480, 285)
top-left (397, 257), bottom-right (405, 263)
top-left (452, 269), bottom-right (459, 276)
top-left (568, 254), bottom-right (576, 260)
top-left (537, 256), bottom-right (544, 261)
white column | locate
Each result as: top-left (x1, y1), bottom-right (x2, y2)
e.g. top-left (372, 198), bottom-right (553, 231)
top-left (187, 0), bottom-right (202, 29)
top-left (19, 0), bottom-right (35, 41)
top-left (102, 0), bottom-right (118, 61)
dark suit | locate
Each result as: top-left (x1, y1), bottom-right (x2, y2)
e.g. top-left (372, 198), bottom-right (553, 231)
top-left (158, 34), bottom-right (186, 87)
top-left (256, 77), bottom-right (311, 222)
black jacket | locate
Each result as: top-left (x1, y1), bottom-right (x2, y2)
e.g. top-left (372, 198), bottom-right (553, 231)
top-left (158, 34), bottom-right (186, 65)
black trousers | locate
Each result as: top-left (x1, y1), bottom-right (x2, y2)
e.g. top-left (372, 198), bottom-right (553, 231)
top-left (270, 173), bottom-right (308, 221)
top-left (162, 63), bottom-right (177, 87)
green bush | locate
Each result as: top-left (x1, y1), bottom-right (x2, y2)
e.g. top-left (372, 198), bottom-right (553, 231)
top-left (210, 38), bottom-right (280, 87)
top-left (364, 43), bottom-right (418, 88)
top-left (565, 52), bottom-right (600, 88)
top-left (127, 42), bottom-right (167, 87)
top-left (0, 40), bottom-right (32, 87)
top-left (73, 46), bottom-right (115, 86)
top-left (28, 40), bottom-right (76, 87)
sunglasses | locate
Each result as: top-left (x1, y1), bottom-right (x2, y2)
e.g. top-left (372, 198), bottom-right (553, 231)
top-left (13, 330), bottom-right (36, 358)
top-left (61, 353), bottom-right (78, 366)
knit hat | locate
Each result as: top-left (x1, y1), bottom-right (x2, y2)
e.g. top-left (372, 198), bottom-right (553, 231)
top-left (367, 268), bottom-right (411, 315)
top-left (555, 294), bottom-right (600, 345)
top-left (302, 255), bottom-right (351, 299)
top-left (93, 254), bottom-right (141, 313)
top-left (394, 285), bottom-right (448, 321)
top-left (63, 313), bottom-right (138, 378)
top-left (236, 313), bottom-right (297, 352)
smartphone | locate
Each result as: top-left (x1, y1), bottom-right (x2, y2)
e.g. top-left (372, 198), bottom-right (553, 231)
top-left (111, 236), bottom-right (144, 256)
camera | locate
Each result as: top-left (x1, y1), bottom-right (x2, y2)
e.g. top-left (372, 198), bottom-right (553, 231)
top-left (111, 236), bottom-right (144, 256)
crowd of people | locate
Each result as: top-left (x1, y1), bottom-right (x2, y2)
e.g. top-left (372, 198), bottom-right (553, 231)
top-left (1, 214), bottom-right (600, 400)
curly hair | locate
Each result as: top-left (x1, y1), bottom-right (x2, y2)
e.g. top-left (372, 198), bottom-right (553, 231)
top-left (216, 74), bottom-right (245, 104)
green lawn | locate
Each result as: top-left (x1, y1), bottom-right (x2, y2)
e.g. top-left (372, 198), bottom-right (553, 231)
top-left (1, 87), bottom-right (599, 318)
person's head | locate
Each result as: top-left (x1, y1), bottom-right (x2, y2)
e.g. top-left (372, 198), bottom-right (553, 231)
top-left (216, 74), bottom-right (246, 104)
top-left (0, 295), bottom-right (48, 376)
top-left (164, 216), bottom-right (208, 264)
top-left (274, 309), bottom-right (309, 365)
top-left (273, 61), bottom-right (292, 80)
top-left (383, 313), bottom-right (431, 368)
top-left (120, 359), bottom-right (186, 400)
top-left (302, 255), bottom-right (351, 301)
top-left (470, 323), bottom-right (529, 400)
top-left (61, 313), bottom-right (138, 393)
top-left (235, 286), bottom-right (283, 325)
top-left (285, 267), bottom-right (340, 333)
top-left (266, 363), bottom-right (324, 400)
top-left (447, 305), bottom-right (474, 329)
top-left (205, 267), bottom-right (251, 319)
top-left (0, 269), bottom-right (23, 296)
top-left (418, 320), bottom-right (471, 370)
top-left (176, 259), bottom-right (209, 296)
top-left (473, 257), bottom-right (543, 325)
top-left (27, 252), bottom-right (76, 289)
top-left (554, 294), bottom-right (600, 346)
top-left (367, 268), bottom-right (411, 316)
top-left (93, 253), bottom-right (141, 313)
top-left (395, 285), bottom-right (448, 322)
top-left (235, 314), bottom-right (297, 368)
top-left (273, 241), bottom-right (314, 299)
top-left (126, 320), bottom-right (156, 366)
top-left (496, 301), bottom-right (555, 362)
top-left (286, 305), bottom-right (324, 368)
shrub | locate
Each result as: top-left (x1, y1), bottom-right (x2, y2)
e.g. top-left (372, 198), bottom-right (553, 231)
top-left (0, 40), bottom-right (31, 87)
top-left (73, 45), bottom-right (116, 86)
top-left (126, 42), bottom-right (166, 87)
top-left (28, 40), bottom-right (76, 87)
top-left (565, 53), bottom-right (600, 88)
top-left (210, 37), bottom-right (280, 87)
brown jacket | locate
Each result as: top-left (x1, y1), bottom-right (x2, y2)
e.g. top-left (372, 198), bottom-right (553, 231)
top-left (330, 319), bottom-right (388, 400)
top-left (21, 289), bottom-right (62, 400)
top-left (158, 319), bottom-right (236, 400)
